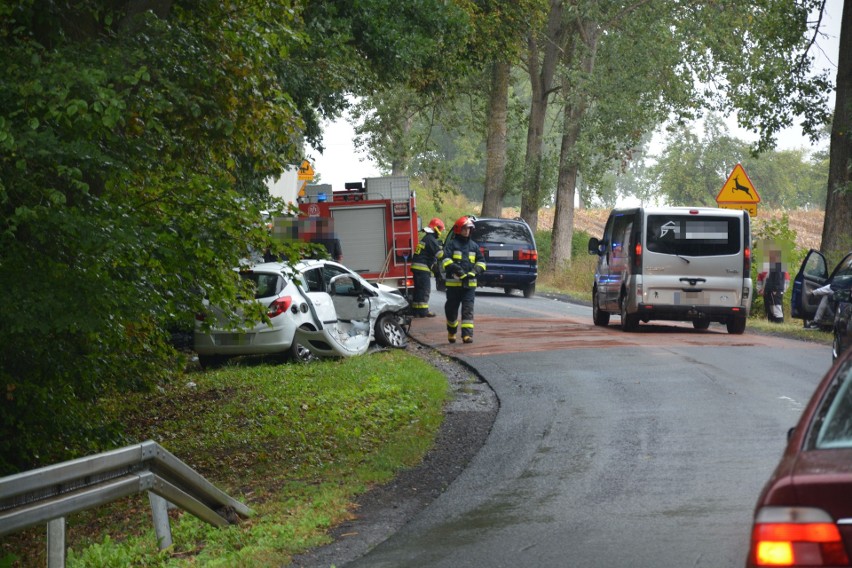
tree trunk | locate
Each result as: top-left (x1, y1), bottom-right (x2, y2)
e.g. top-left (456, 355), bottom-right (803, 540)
top-left (481, 61), bottom-right (510, 218)
top-left (520, 0), bottom-right (565, 232)
top-left (551, 20), bottom-right (599, 270)
top-left (391, 113), bottom-right (415, 176)
top-left (822, 0), bottom-right (852, 257)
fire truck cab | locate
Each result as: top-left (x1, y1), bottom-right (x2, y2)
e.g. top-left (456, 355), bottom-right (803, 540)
top-left (297, 176), bottom-right (418, 291)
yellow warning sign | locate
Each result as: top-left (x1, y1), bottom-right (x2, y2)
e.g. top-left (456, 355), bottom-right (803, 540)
top-left (716, 163), bottom-right (760, 204)
top-left (297, 160), bottom-right (314, 180)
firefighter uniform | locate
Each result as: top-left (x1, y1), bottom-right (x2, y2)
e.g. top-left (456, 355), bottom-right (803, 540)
top-left (442, 218), bottom-right (486, 343)
top-left (410, 225), bottom-right (444, 317)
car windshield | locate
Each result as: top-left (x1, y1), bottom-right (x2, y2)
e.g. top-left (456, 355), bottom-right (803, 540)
top-left (645, 215), bottom-right (740, 256)
top-left (242, 272), bottom-right (285, 299)
top-left (810, 359), bottom-right (852, 450)
top-left (472, 221), bottom-right (532, 246)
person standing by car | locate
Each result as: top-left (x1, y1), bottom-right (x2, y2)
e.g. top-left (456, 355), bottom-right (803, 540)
top-left (442, 216), bottom-right (486, 344)
top-left (757, 245), bottom-right (789, 323)
top-left (410, 217), bottom-right (445, 317)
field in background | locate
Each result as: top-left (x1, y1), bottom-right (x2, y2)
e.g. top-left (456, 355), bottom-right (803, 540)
top-left (508, 207), bottom-right (825, 251)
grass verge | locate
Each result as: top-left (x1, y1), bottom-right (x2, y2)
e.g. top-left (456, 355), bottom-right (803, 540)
top-left (1, 350), bottom-right (449, 567)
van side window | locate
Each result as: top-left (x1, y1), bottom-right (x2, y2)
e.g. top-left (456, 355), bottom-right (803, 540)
top-left (646, 215), bottom-right (740, 256)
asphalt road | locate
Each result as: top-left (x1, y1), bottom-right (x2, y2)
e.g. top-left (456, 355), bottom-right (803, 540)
top-left (348, 288), bottom-right (832, 568)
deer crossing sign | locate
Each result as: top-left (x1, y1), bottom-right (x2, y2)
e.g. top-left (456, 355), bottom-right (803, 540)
top-left (716, 163), bottom-right (760, 216)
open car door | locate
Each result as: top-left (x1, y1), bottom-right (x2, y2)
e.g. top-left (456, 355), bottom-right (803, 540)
top-left (791, 249), bottom-right (827, 320)
top-left (294, 274), bottom-right (374, 357)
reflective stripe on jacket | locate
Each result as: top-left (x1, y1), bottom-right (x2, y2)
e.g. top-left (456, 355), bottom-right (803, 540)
top-left (441, 236), bottom-right (486, 288)
top-left (411, 231), bottom-right (444, 272)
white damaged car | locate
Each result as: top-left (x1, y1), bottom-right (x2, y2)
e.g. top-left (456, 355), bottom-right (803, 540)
top-left (194, 259), bottom-right (410, 367)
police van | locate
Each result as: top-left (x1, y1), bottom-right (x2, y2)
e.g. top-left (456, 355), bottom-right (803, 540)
top-left (587, 207), bottom-right (753, 334)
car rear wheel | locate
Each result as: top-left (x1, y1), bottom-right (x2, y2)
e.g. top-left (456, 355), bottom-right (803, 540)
top-left (523, 283), bottom-right (536, 298)
top-left (619, 296), bottom-right (639, 331)
top-left (375, 314), bottom-right (407, 348)
top-left (692, 320), bottom-right (711, 330)
top-left (289, 325), bottom-right (316, 363)
top-left (198, 354), bottom-right (228, 370)
top-left (592, 292), bottom-right (610, 326)
top-left (726, 316), bottom-right (747, 335)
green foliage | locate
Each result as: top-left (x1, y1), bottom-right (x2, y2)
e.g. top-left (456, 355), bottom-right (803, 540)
top-left (0, 0), bottom-right (476, 474)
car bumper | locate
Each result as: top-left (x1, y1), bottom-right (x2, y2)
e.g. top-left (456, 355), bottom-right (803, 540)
top-left (634, 303), bottom-right (750, 322)
top-left (477, 273), bottom-right (537, 288)
top-left (193, 326), bottom-right (294, 355)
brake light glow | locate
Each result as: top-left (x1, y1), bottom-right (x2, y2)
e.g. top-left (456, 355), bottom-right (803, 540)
top-left (634, 242), bottom-right (642, 270)
top-left (518, 249), bottom-right (538, 261)
top-left (267, 296), bottom-right (293, 318)
top-left (750, 507), bottom-right (849, 566)
top-left (745, 246), bottom-right (752, 273)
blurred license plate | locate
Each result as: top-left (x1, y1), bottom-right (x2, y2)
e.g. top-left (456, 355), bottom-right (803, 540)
top-left (217, 333), bottom-right (253, 346)
top-left (488, 250), bottom-right (513, 259)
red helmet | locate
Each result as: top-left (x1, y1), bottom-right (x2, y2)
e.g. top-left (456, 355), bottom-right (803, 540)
top-left (428, 217), bottom-right (445, 234)
top-left (453, 216), bottom-right (475, 235)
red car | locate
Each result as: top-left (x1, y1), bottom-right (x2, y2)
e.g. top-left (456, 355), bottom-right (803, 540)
top-left (747, 348), bottom-right (852, 567)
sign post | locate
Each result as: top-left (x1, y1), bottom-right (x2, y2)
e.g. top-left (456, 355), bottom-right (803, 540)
top-left (715, 163), bottom-right (760, 216)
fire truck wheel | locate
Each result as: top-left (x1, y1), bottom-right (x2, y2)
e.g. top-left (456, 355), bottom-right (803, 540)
top-left (375, 314), bottom-right (408, 348)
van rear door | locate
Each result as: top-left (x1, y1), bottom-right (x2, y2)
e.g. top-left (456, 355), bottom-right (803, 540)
top-left (643, 212), bottom-right (748, 309)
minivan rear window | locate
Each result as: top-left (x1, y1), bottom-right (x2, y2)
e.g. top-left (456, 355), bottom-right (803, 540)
top-left (646, 215), bottom-right (740, 256)
top-left (472, 221), bottom-right (533, 246)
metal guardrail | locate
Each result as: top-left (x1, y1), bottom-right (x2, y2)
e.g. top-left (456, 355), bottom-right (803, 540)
top-left (0, 440), bottom-right (252, 567)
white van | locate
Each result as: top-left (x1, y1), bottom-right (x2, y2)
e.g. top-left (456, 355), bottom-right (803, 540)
top-left (587, 207), bottom-right (753, 334)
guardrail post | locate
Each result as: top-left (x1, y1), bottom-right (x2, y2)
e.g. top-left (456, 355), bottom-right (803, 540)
top-left (148, 492), bottom-right (173, 550)
top-left (46, 517), bottom-right (65, 568)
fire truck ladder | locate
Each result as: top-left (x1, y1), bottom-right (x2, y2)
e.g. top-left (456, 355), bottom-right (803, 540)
top-left (378, 194), bottom-right (414, 284)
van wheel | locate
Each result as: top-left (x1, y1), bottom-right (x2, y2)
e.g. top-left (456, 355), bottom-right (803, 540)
top-left (620, 297), bottom-right (639, 331)
top-left (593, 294), bottom-right (610, 326)
top-left (523, 283), bottom-right (536, 298)
top-left (726, 316), bottom-right (747, 335)
top-left (692, 320), bottom-right (710, 330)
top-left (375, 314), bottom-right (407, 348)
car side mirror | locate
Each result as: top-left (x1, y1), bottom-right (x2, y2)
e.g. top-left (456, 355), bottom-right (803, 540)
top-left (328, 274), bottom-right (362, 296)
top-left (588, 237), bottom-right (603, 256)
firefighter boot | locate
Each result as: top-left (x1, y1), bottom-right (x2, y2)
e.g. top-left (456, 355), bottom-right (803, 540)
top-left (462, 335), bottom-right (473, 344)
top-left (447, 320), bottom-right (458, 343)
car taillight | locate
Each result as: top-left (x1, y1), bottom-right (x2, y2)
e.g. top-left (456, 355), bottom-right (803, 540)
top-left (267, 296), bottom-right (293, 318)
top-left (749, 507), bottom-right (850, 566)
top-left (745, 246), bottom-right (752, 273)
top-left (518, 249), bottom-right (537, 261)
top-left (634, 242), bottom-right (642, 270)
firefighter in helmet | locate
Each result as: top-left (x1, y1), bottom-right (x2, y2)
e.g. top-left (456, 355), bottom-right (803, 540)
top-left (441, 216), bottom-right (486, 343)
top-left (410, 217), bottom-right (445, 317)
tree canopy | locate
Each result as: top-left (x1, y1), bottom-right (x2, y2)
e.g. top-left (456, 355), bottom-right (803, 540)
top-left (0, 0), bottom-right (476, 474)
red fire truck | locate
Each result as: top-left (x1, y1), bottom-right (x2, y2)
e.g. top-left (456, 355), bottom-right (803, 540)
top-left (296, 176), bottom-right (419, 291)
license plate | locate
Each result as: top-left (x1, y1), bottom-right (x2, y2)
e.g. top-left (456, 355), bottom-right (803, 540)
top-left (488, 250), bottom-right (513, 259)
top-left (217, 333), bottom-right (253, 346)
